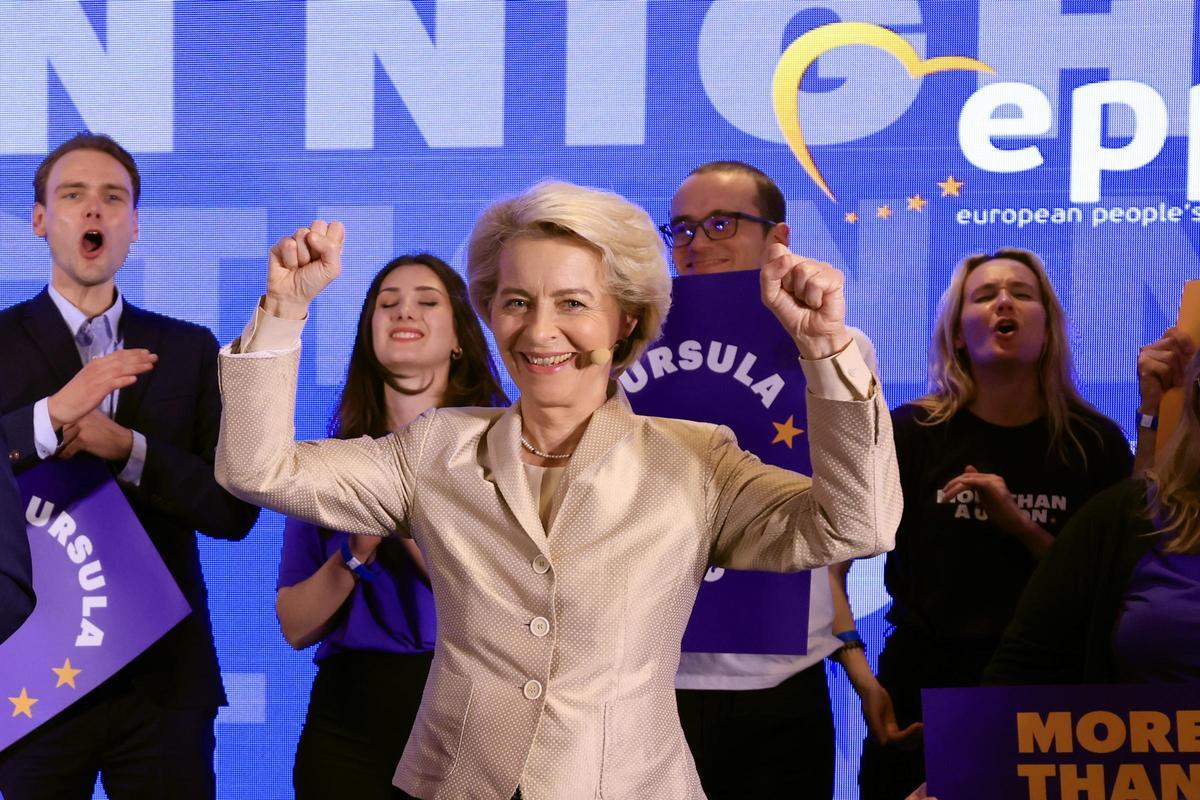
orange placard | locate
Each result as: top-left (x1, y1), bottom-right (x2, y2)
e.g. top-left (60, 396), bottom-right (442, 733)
top-left (1156, 280), bottom-right (1200, 461)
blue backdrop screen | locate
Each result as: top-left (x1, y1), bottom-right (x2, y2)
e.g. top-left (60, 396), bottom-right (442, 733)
top-left (0, 2), bottom-right (1192, 796)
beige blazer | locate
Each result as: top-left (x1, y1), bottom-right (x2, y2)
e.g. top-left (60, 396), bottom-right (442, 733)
top-left (216, 347), bottom-right (900, 800)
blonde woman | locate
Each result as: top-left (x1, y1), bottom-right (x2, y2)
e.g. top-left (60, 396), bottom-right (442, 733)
top-left (215, 180), bottom-right (901, 799)
top-left (860, 249), bottom-right (1132, 799)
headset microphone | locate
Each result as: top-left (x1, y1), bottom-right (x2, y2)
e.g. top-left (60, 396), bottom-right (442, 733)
top-left (586, 348), bottom-right (613, 367)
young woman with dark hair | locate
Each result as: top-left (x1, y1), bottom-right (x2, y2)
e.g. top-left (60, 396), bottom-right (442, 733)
top-left (274, 254), bottom-right (506, 800)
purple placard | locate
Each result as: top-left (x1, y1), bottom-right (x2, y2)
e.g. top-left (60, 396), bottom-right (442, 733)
top-left (0, 458), bottom-right (190, 752)
top-left (621, 269), bottom-right (811, 655)
top-left (924, 684), bottom-right (1200, 800)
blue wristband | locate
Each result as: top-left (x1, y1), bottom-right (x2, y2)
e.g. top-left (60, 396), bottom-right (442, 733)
top-left (339, 540), bottom-right (375, 582)
top-left (835, 630), bottom-right (864, 646)
top-left (1136, 412), bottom-right (1158, 431)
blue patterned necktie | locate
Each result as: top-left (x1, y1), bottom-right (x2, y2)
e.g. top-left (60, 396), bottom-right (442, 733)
top-left (75, 316), bottom-right (116, 416)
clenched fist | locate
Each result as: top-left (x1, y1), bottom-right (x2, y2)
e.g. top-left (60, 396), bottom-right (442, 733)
top-left (264, 220), bottom-right (346, 320)
top-left (1137, 327), bottom-right (1194, 414)
top-left (760, 243), bottom-right (851, 359)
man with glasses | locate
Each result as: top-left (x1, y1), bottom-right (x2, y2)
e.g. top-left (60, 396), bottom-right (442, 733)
top-left (661, 162), bottom-right (788, 276)
top-left (663, 161), bottom-right (911, 798)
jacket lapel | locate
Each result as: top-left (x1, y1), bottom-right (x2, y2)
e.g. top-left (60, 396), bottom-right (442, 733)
top-left (485, 403), bottom-right (551, 553)
top-left (486, 387), bottom-right (638, 550)
top-left (114, 302), bottom-right (161, 426)
top-left (21, 289), bottom-right (84, 389)
top-left (548, 385), bottom-right (637, 538)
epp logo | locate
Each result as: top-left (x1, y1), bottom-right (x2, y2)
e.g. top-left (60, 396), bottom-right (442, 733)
top-left (773, 22), bottom-right (993, 203)
top-left (774, 22), bottom-right (1195, 204)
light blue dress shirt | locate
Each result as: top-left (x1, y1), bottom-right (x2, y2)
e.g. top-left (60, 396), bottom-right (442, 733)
top-left (31, 285), bottom-right (147, 485)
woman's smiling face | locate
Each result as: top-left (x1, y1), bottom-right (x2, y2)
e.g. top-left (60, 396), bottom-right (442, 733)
top-left (370, 263), bottom-right (459, 375)
top-left (489, 236), bottom-right (634, 410)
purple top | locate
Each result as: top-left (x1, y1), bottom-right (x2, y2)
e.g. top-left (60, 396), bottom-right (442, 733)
top-left (1113, 543), bottom-right (1200, 682)
top-left (277, 518), bottom-right (436, 663)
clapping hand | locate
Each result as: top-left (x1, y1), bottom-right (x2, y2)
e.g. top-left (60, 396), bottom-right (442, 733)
top-left (264, 220), bottom-right (346, 319)
top-left (760, 243), bottom-right (851, 359)
top-left (47, 349), bottom-right (156, 429)
top-left (60, 410), bottom-right (134, 463)
top-left (940, 466), bottom-right (1026, 535)
top-left (1137, 327), bottom-right (1194, 414)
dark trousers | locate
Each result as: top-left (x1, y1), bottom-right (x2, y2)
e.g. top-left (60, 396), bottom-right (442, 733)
top-left (296, 649), bottom-right (433, 800)
top-left (0, 673), bottom-right (216, 800)
top-left (858, 628), bottom-right (997, 800)
top-left (676, 660), bottom-right (835, 800)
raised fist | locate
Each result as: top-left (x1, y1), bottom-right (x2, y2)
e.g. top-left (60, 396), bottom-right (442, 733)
top-left (760, 243), bottom-right (851, 359)
top-left (264, 219), bottom-right (345, 319)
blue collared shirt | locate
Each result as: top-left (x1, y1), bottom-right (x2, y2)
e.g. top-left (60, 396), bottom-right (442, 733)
top-left (32, 285), bottom-right (147, 485)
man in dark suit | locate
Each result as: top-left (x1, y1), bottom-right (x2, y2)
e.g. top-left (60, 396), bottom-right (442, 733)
top-left (0, 132), bottom-right (259, 799)
top-left (0, 426), bottom-right (35, 645)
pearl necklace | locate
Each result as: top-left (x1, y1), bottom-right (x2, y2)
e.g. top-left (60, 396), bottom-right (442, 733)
top-left (519, 434), bottom-right (573, 460)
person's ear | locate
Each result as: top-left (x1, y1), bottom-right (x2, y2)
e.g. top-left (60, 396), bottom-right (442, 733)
top-left (771, 221), bottom-right (790, 248)
top-left (620, 312), bottom-right (638, 339)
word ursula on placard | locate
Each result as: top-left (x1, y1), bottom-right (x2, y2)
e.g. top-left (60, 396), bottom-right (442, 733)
top-left (619, 340), bottom-right (786, 409)
top-left (25, 495), bottom-right (107, 647)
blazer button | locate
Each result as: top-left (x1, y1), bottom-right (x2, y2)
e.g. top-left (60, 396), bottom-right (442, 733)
top-left (531, 555), bottom-right (550, 574)
top-left (529, 617), bottom-right (550, 638)
top-left (8, 449), bottom-right (18, 462)
top-left (523, 679), bottom-right (543, 700)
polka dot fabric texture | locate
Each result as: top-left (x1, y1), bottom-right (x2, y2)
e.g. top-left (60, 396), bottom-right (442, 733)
top-left (215, 346), bottom-right (900, 800)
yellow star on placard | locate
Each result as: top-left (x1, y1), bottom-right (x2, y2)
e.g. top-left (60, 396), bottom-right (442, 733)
top-left (906, 194), bottom-right (927, 211)
top-left (9, 688), bottom-right (37, 718)
top-left (876, 204), bottom-right (892, 219)
top-left (937, 175), bottom-right (964, 197)
top-left (52, 658), bottom-right (82, 689)
top-left (844, 211), bottom-right (858, 224)
top-left (772, 415), bottom-right (804, 449)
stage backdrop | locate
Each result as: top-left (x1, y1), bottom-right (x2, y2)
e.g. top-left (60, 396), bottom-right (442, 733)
top-left (0, 2), bottom-right (1192, 797)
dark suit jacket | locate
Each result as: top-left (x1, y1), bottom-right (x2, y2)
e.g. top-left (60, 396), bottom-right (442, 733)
top-left (0, 426), bottom-right (34, 644)
top-left (0, 288), bottom-right (259, 709)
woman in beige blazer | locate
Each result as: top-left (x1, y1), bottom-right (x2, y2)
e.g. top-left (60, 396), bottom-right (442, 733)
top-left (216, 181), bottom-right (901, 800)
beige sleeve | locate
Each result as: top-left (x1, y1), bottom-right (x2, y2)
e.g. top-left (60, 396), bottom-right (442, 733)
top-left (214, 346), bottom-right (425, 538)
top-left (220, 302), bottom-right (306, 357)
top-left (707, 387), bottom-right (901, 572)
top-left (799, 338), bottom-right (875, 402)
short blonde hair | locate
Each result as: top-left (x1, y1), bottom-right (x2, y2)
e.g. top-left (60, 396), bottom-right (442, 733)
top-left (467, 180), bottom-right (671, 373)
top-left (914, 247), bottom-right (1107, 463)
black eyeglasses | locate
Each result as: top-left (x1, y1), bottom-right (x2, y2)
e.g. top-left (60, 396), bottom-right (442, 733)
top-left (658, 211), bottom-right (779, 247)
